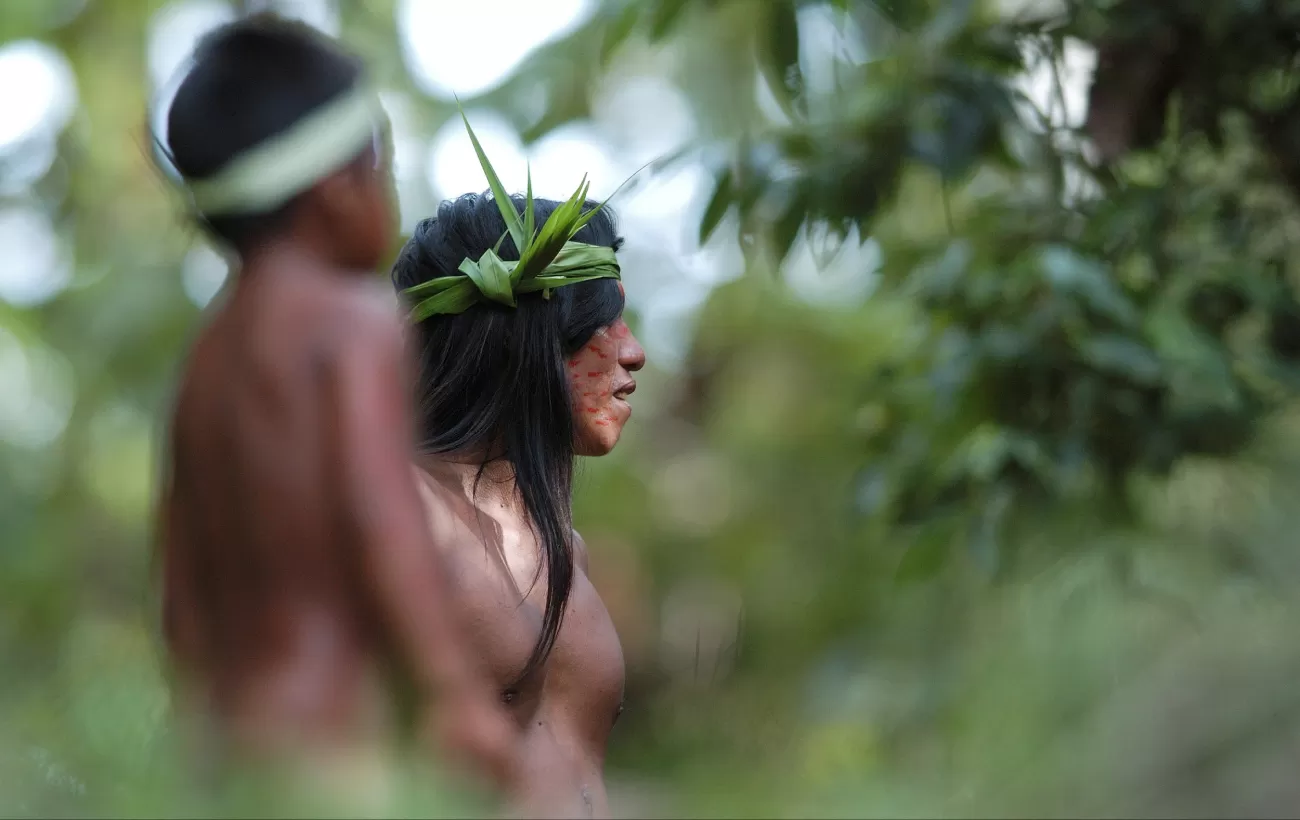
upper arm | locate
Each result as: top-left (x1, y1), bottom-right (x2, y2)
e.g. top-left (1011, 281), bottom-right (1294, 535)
top-left (331, 312), bottom-right (520, 775)
top-left (330, 314), bottom-right (471, 689)
top-left (334, 319), bottom-right (419, 512)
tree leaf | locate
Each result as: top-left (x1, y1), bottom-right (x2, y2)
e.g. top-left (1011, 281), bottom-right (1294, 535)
top-left (1039, 245), bottom-right (1140, 328)
top-left (456, 99), bottom-right (526, 255)
top-left (516, 176), bottom-right (592, 281)
top-left (1078, 334), bottom-right (1163, 386)
top-left (649, 0), bottom-right (691, 41)
top-left (895, 531), bottom-right (950, 584)
top-left (407, 280), bottom-right (480, 320)
top-left (968, 484), bottom-right (1012, 578)
top-left (523, 165), bottom-right (535, 249)
top-left (763, 1), bottom-right (803, 112)
top-left (599, 0), bottom-right (643, 65)
top-left (699, 166), bottom-right (735, 244)
top-left (772, 188), bottom-right (810, 261)
top-left (457, 251), bottom-right (515, 306)
top-left (865, 0), bottom-right (925, 31)
top-left (515, 243), bottom-right (621, 292)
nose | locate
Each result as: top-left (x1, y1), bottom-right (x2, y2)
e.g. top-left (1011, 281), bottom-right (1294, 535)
top-left (619, 329), bottom-right (646, 373)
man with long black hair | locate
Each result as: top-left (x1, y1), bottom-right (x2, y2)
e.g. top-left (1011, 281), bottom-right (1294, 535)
top-left (153, 13), bottom-right (516, 795)
top-left (391, 134), bottom-right (647, 817)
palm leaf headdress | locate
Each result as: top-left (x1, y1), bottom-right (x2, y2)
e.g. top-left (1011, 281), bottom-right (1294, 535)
top-left (402, 105), bottom-right (627, 320)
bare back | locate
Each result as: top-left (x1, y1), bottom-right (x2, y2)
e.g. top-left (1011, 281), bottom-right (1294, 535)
top-left (161, 264), bottom-right (406, 755)
top-left (414, 463), bottom-right (626, 819)
top-left (160, 253), bottom-right (521, 797)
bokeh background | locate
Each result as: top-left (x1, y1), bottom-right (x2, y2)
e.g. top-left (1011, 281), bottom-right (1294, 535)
top-left (8, 0), bottom-right (1300, 816)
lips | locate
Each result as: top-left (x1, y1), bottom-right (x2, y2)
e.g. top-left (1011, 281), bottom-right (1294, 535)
top-left (611, 381), bottom-right (637, 400)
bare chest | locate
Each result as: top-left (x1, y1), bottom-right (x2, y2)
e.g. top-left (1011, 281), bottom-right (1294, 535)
top-left (415, 472), bottom-right (627, 745)
top-left (463, 556), bottom-right (626, 742)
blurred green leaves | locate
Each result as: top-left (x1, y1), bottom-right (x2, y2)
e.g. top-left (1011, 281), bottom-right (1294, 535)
top-left (577, 0), bottom-right (1300, 813)
top-left (10, 0), bottom-right (1300, 817)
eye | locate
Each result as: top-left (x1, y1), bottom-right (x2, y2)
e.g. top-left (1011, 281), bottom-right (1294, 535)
top-left (501, 688), bottom-right (519, 705)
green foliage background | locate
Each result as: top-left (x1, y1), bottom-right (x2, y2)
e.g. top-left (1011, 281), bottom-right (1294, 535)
top-left (6, 0), bottom-right (1300, 815)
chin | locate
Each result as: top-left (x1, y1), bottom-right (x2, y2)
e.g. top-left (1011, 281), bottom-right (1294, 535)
top-left (575, 429), bottom-right (623, 457)
top-left (575, 440), bottom-right (617, 458)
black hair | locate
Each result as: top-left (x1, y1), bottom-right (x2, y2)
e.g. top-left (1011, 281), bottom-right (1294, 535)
top-left (391, 193), bottom-right (626, 683)
top-left (163, 12), bottom-right (368, 253)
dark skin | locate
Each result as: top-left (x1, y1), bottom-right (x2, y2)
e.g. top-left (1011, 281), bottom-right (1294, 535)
top-left (413, 314), bottom-right (646, 819)
top-left (157, 153), bottom-right (519, 798)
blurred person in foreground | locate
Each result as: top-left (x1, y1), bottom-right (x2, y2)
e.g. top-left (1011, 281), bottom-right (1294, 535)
top-left (389, 122), bottom-right (646, 818)
top-left (152, 13), bottom-right (517, 804)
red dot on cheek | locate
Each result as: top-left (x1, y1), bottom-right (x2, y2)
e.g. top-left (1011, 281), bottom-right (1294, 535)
top-left (586, 372), bottom-right (601, 378)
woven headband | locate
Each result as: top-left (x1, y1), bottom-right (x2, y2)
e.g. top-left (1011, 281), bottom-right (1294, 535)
top-left (182, 82), bottom-right (382, 215)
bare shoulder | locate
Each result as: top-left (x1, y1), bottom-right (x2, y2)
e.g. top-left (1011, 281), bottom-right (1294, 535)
top-left (343, 277), bottom-right (403, 321)
top-left (411, 466), bottom-right (463, 548)
top-left (333, 279), bottom-right (402, 334)
top-left (409, 464), bottom-right (492, 568)
top-left (572, 529), bottom-right (590, 574)
top-left (314, 279), bottom-right (405, 366)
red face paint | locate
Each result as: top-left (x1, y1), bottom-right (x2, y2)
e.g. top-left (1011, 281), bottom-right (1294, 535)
top-left (566, 319), bottom-right (642, 456)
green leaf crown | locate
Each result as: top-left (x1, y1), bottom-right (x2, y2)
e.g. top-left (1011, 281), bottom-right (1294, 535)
top-left (402, 104), bottom-right (627, 320)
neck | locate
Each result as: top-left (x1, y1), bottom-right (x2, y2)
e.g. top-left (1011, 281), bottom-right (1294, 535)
top-left (240, 235), bottom-right (331, 273)
top-left (418, 451), bottom-right (519, 508)
top-left (238, 217), bottom-right (369, 276)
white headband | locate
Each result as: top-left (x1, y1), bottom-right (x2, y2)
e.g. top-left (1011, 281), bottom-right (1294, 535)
top-left (185, 83), bottom-right (382, 215)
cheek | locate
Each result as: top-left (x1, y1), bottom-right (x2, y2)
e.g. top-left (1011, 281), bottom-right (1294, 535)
top-left (568, 360), bottom-right (613, 400)
top-left (586, 330), bottom-right (618, 360)
top-left (566, 333), bottom-right (617, 382)
top-left (567, 346), bottom-right (618, 429)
